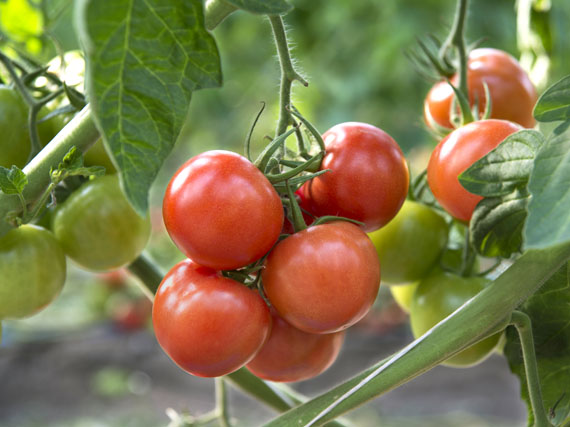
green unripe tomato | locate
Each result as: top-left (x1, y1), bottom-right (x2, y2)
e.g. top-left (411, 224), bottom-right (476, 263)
top-left (0, 225), bottom-right (66, 319)
top-left (53, 175), bottom-right (151, 272)
top-left (410, 270), bottom-right (501, 368)
top-left (389, 282), bottom-right (418, 313)
top-left (0, 85), bottom-right (29, 168)
top-left (368, 200), bottom-right (448, 284)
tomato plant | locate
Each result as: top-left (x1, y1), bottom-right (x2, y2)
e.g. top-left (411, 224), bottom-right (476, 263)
top-left (152, 259), bottom-right (271, 378)
top-left (52, 174), bottom-right (151, 272)
top-left (0, 225), bottom-right (66, 319)
top-left (427, 119), bottom-right (522, 222)
top-left (424, 48), bottom-right (537, 130)
top-left (410, 270), bottom-right (502, 367)
top-left (262, 221), bottom-right (380, 334)
top-left (368, 200), bottom-right (448, 284)
top-left (303, 122), bottom-right (409, 232)
top-left (246, 309), bottom-right (345, 382)
top-left (163, 150), bottom-right (284, 271)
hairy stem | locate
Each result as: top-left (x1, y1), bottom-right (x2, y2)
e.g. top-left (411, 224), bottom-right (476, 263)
top-left (269, 15), bottom-right (308, 139)
top-left (510, 311), bottom-right (553, 427)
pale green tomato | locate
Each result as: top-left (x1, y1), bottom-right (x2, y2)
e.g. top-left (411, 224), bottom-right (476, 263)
top-left (53, 175), bottom-right (151, 272)
top-left (390, 282), bottom-right (418, 313)
top-left (0, 225), bottom-right (66, 319)
top-left (410, 270), bottom-right (501, 368)
top-left (368, 200), bottom-right (448, 284)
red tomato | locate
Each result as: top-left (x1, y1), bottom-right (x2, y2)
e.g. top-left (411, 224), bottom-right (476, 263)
top-left (424, 48), bottom-right (537, 129)
top-left (152, 259), bottom-right (272, 377)
top-left (303, 122), bottom-right (409, 232)
top-left (162, 150), bottom-right (284, 270)
top-left (246, 309), bottom-right (345, 382)
top-left (262, 221), bottom-right (380, 334)
top-left (427, 119), bottom-right (522, 222)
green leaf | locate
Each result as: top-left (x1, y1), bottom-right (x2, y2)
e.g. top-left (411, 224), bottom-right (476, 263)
top-left (51, 147), bottom-right (105, 183)
top-left (459, 130), bottom-right (544, 197)
top-left (0, 166), bottom-right (28, 195)
top-left (525, 121), bottom-right (570, 249)
top-left (469, 188), bottom-right (529, 258)
top-left (76, 0), bottom-right (222, 215)
top-left (458, 130), bottom-right (543, 257)
top-left (533, 75), bottom-right (570, 122)
top-left (504, 262), bottom-right (570, 427)
top-left (225, 0), bottom-right (292, 14)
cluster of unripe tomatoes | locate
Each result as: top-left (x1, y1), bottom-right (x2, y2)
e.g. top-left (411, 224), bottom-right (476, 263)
top-left (154, 46), bottom-right (538, 379)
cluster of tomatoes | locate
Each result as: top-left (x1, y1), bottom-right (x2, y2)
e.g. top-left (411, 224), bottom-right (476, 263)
top-left (370, 47), bottom-right (537, 367)
top-left (153, 122), bottom-right (410, 381)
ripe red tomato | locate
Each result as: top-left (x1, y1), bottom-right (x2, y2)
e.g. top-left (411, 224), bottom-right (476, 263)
top-left (303, 122), bottom-right (409, 232)
top-left (162, 150), bottom-right (284, 270)
top-left (152, 259), bottom-right (272, 377)
top-left (262, 221), bottom-right (380, 334)
top-left (246, 309), bottom-right (345, 382)
top-left (424, 48), bottom-right (537, 130)
top-left (427, 119), bottom-right (521, 222)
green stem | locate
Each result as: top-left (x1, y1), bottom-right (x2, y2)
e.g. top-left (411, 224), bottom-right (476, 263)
top-left (0, 106), bottom-right (99, 237)
top-left (126, 252), bottom-right (164, 301)
top-left (204, 0), bottom-right (238, 31)
top-left (510, 311), bottom-right (553, 427)
top-left (216, 377), bottom-right (232, 427)
top-left (264, 243), bottom-right (570, 426)
top-left (268, 15), bottom-right (308, 139)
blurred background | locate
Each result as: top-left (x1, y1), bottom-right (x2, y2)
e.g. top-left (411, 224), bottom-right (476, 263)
top-left (1, 0), bottom-right (570, 425)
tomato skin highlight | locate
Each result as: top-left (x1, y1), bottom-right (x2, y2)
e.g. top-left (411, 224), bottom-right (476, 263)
top-left (53, 175), bottom-right (151, 272)
top-left (409, 270), bottom-right (501, 368)
top-left (304, 122), bottom-right (409, 232)
top-left (247, 309), bottom-right (345, 382)
top-left (427, 119), bottom-right (522, 222)
top-left (368, 200), bottom-right (448, 284)
top-left (424, 48), bottom-right (537, 130)
top-left (262, 221), bottom-right (380, 334)
top-left (0, 225), bottom-right (66, 319)
top-left (162, 150), bottom-right (284, 271)
top-left (152, 259), bottom-right (272, 377)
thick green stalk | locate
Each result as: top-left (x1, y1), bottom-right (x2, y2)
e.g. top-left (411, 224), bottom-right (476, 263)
top-left (510, 311), bottom-right (553, 427)
top-left (216, 377), bottom-right (232, 427)
top-left (0, 106), bottom-right (99, 237)
top-left (264, 243), bottom-right (570, 426)
top-left (127, 252), bottom-right (164, 301)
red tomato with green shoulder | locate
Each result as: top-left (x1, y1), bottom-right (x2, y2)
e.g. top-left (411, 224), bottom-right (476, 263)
top-left (163, 150), bottom-right (284, 270)
top-left (0, 225), bottom-right (66, 319)
top-left (427, 119), bottom-right (521, 222)
top-left (262, 221), bottom-right (380, 334)
top-left (303, 122), bottom-right (409, 232)
top-left (152, 259), bottom-right (272, 377)
top-left (424, 48), bottom-right (537, 130)
top-left (247, 309), bottom-right (345, 382)
top-left (409, 270), bottom-right (501, 367)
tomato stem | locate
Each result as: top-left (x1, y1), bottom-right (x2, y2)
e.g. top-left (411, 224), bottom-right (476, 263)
top-left (126, 252), bottom-right (164, 301)
top-left (216, 377), bottom-right (232, 427)
top-left (269, 15), bottom-right (308, 140)
top-left (509, 311), bottom-right (554, 427)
